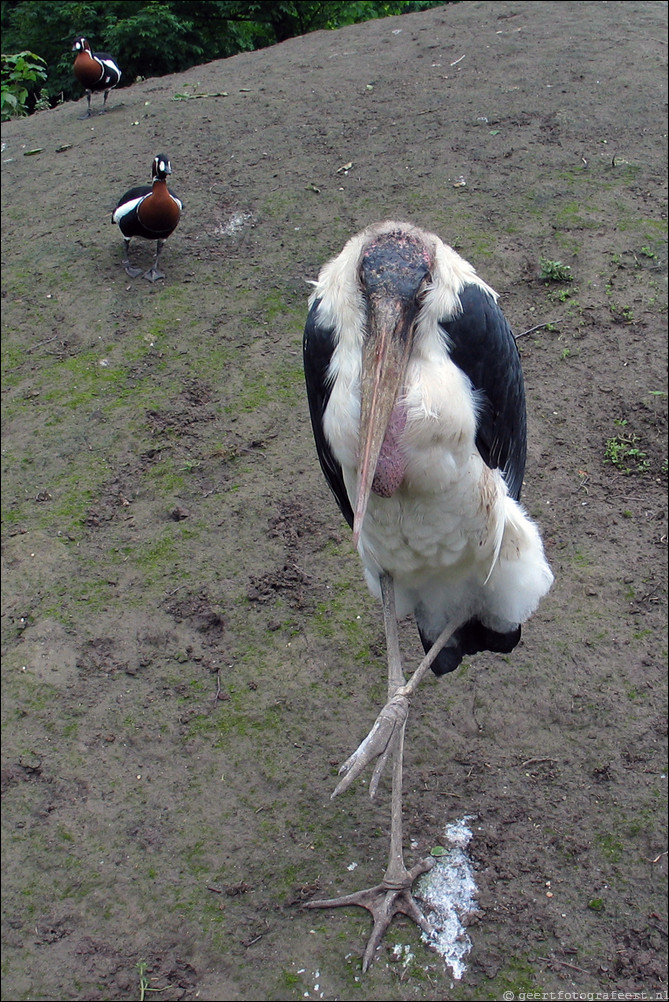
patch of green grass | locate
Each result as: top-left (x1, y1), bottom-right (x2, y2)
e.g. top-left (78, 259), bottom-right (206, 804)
top-left (553, 202), bottom-right (595, 230)
top-left (132, 526), bottom-right (196, 571)
top-left (235, 360), bottom-right (304, 413)
top-left (142, 456), bottom-right (188, 492)
top-left (280, 970), bottom-right (304, 990)
top-left (595, 831), bottom-right (624, 863)
top-left (604, 420), bottom-right (650, 475)
top-left (485, 954), bottom-right (542, 995)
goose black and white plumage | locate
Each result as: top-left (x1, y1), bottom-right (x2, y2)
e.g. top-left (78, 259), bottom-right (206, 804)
top-left (112, 155), bottom-right (182, 282)
top-left (72, 37), bottom-right (121, 119)
top-left (302, 221), bottom-right (553, 970)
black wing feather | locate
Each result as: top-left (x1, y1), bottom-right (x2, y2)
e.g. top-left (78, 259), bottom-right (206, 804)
top-left (440, 284), bottom-right (527, 501)
top-left (303, 298), bottom-right (354, 528)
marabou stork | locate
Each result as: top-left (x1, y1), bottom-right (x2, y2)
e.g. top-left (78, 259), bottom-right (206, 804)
top-left (302, 221), bottom-right (553, 971)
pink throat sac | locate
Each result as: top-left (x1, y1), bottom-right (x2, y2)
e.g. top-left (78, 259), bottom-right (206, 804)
top-left (371, 403), bottom-right (407, 497)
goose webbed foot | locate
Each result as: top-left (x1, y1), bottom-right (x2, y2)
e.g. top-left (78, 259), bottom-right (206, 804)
top-left (122, 261), bottom-right (144, 278)
top-left (143, 241), bottom-right (167, 282)
top-left (142, 267), bottom-right (165, 283)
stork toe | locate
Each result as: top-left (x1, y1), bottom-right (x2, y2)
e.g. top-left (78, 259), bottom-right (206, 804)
top-left (304, 858), bottom-right (435, 972)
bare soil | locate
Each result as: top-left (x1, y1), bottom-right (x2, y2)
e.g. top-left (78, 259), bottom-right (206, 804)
top-left (1, 2), bottom-right (667, 1000)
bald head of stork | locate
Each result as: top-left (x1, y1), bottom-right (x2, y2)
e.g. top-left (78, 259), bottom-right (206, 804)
top-left (354, 229), bottom-right (432, 543)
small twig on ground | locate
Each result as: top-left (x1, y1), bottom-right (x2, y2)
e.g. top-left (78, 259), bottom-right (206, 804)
top-left (538, 956), bottom-right (592, 975)
top-left (29, 335), bottom-right (58, 352)
top-left (515, 322), bottom-right (559, 340)
top-left (172, 91), bottom-right (228, 101)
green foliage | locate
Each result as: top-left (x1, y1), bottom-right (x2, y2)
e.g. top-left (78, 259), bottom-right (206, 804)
top-left (539, 257), bottom-right (573, 282)
top-left (0, 1), bottom-right (449, 108)
top-left (104, 3), bottom-right (205, 79)
top-left (604, 420), bottom-right (651, 475)
top-left (1, 49), bottom-right (46, 119)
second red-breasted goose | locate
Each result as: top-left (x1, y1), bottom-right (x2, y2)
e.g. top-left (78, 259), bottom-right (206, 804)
top-left (72, 37), bottom-right (121, 119)
top-left (112, 155), bottom-right (183, 282)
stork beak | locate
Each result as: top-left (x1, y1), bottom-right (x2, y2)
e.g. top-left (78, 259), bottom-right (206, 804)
top-left (352, 295), bottom-right (415, 546)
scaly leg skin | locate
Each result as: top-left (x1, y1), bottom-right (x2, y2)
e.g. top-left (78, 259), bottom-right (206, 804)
top-left (333, 603), bottom-right (466, 798)
top-left (122, 238), bottom-right (143, 278)
top-left (304, 724), bottom-right (435, 972)
top-left (78, 92), bottom-right (93, 120)
top-left (143, 240), bottom-right (166, 282)
top-left (305, 573), bottom-right (436, 972)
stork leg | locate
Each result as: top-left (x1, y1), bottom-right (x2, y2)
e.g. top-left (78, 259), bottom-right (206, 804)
top-left (305, 573), bottom-right (435, 972)
top-left (333, 606), bottom-right (466, 796)
top-left (121, 238), bottom-right (143, 278)
top-left (143, 240), bottom-right (166, 282)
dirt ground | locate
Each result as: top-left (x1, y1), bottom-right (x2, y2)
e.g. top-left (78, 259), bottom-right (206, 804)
top-left (1, 2), bottom-right (667, 1000)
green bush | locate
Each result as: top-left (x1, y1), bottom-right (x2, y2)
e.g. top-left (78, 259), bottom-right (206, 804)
top-left (1, 50), bottom-right (47, 120)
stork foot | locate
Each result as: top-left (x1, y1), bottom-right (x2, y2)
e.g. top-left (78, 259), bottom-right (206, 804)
top-left (78, 111), bottom-right (92, 120)
top-left (333, 688), bottom-right (410, 799)
top-left (305, 857), bottom-right (435, 972)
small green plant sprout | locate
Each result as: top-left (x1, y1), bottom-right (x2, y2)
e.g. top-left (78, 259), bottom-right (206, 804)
top-left (137, 960), bottom-right (172, 1000)
top-left (539, 257), bottom-right (573, 282)
top-left (604, 420), bottom-right (651, 475)
top-left (1, 51), bottom-right (47, 120)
